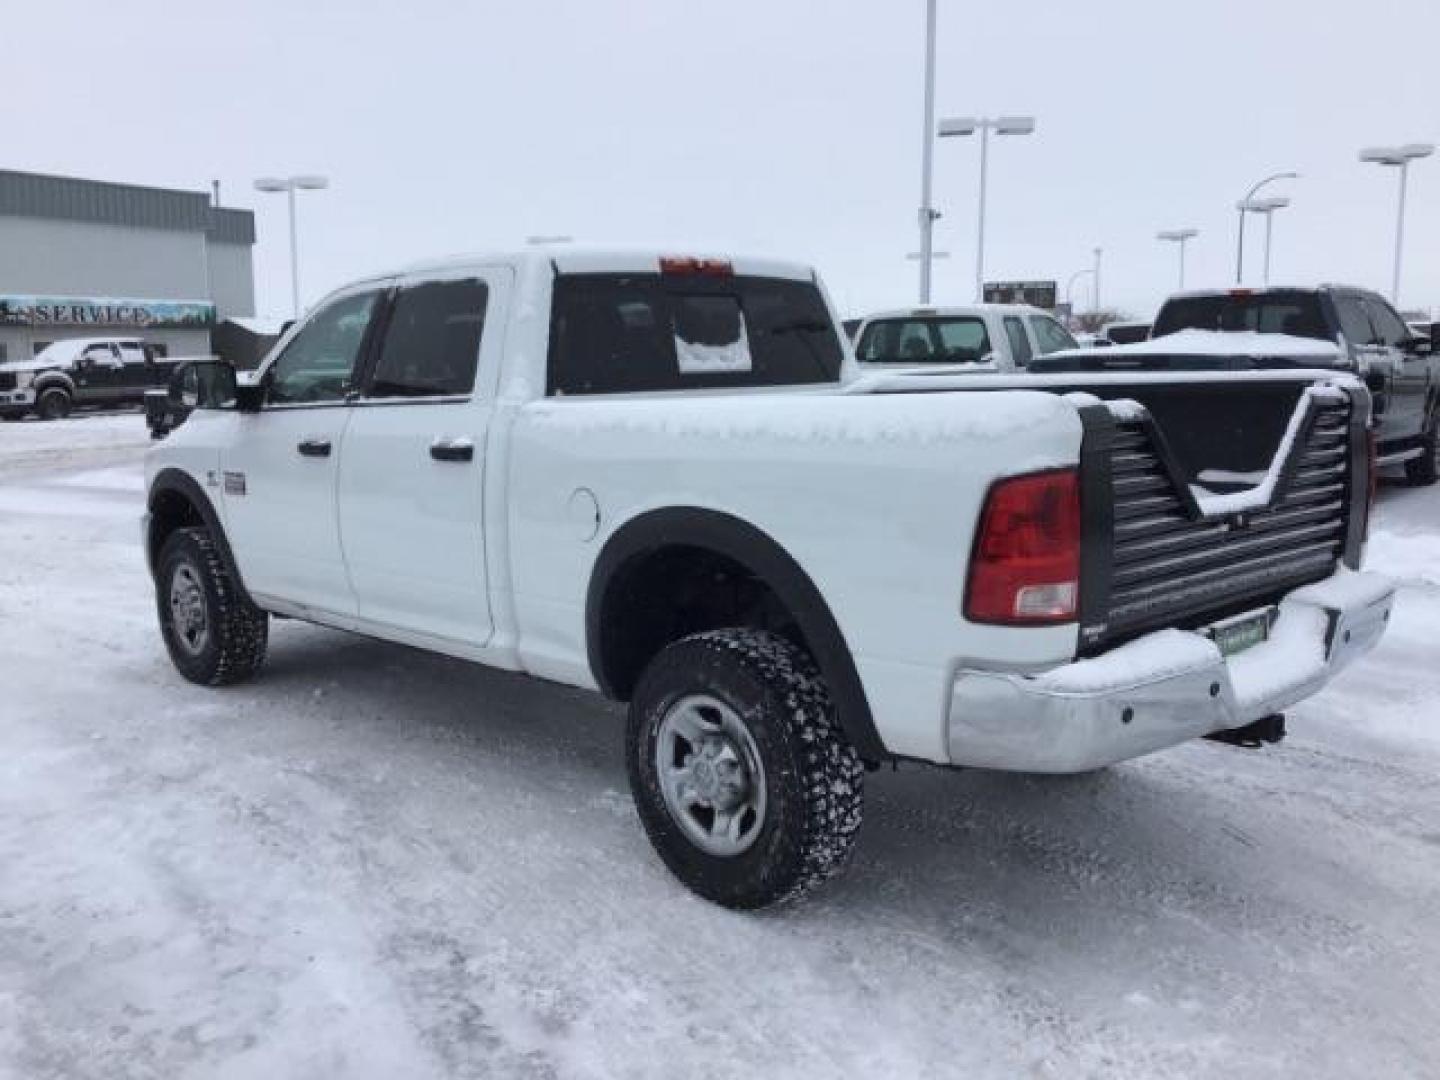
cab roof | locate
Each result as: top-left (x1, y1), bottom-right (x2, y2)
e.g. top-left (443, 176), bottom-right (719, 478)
top-left (390, 246), bottom-right (818, 284)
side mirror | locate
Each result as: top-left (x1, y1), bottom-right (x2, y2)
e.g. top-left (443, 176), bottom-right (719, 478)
top-left (169, 359), bottom-right (238, 411)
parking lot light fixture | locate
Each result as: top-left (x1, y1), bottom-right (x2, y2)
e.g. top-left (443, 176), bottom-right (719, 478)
top-left (253, 174), bottom-right (330, 318)
top-left (1359, 143), bottom-right (1434, 304)
top-left (1235, 171), bottom-right (1299, 284)
top-left (1157, 228), bottom-right (1199, 290)
top-left (938, 114), bottom-right (1037, 302)
top-left (1236, 196), bottom-right (1290, 285)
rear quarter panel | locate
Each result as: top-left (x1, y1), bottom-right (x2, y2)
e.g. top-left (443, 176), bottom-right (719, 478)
top-left (506, 388), bottom-right (1083, 761)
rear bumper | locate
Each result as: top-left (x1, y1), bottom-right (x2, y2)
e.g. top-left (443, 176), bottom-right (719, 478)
top-left (946, 570), bottom-right (1395, 772)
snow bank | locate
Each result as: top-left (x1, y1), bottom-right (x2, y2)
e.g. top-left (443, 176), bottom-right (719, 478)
top-left (1103, 328), bottom-right (1342, 360)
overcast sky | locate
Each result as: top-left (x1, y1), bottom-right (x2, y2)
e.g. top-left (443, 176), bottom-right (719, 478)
top-left (11, 0), bottom-right (1440, 320)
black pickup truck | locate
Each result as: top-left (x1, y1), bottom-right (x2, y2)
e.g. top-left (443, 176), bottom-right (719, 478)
top-left (1032, 286), bottom-right (1439, 485)
top-left (0, 337), bottom-right (186, 421)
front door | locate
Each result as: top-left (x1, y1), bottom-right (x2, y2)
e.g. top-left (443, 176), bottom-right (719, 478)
top-left (220, 287), bottom-right (384, 617)
top-left (336, 270), bottom-right (509, 648)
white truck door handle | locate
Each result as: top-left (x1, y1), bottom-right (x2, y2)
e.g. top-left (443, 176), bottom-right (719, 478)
top-left (430, 436), bottom-right (474, 463)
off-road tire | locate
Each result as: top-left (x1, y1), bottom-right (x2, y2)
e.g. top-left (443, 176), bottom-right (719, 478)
top-left (36, 388), bottom-right (72, 421)
top-left (628, 628), bottom-right (865, 909)
top-left (1405, 414), bottom-right (1438, 486)
top-left (156, 526), bottom-right (268, 686)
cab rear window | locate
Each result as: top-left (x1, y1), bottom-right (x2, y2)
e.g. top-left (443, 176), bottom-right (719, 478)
top-left (1153, 292), bottom-right (1330, 340)
top-left (547, 274), bottom-right (842, 395)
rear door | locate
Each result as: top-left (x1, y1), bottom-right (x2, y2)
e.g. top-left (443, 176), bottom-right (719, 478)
top-left (1362, 293), bottom-right (1429, 443)
top-left (336, 268), bottom-right (509, 647)
top-left (1334, 292), bottom-right (1403, 446)
top-left (73, 343), bottom-right (125, 405)
top-left (116, 343), bottom-right (153, 402)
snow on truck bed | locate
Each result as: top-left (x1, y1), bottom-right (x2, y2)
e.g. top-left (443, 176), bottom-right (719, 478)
top-left (2, 416), bottom-right (1440, 1078)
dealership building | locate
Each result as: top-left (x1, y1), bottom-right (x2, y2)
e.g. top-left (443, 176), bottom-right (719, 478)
top-left (0, 169), bottom-right (257, 364)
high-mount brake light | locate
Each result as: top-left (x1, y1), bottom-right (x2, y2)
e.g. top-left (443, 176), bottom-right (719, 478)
top-left (964, 468), bottom-right (1081, 625)
top-left (659, 256), bottom-right (734, 277)
top-left (1228, 288), bottom-right (1255, 298)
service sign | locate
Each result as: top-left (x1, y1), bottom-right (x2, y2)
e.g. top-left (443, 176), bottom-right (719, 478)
top-left (0, 295), bottom-right (216, 330)
top-left (982, 280), bottom-right (1058, 310)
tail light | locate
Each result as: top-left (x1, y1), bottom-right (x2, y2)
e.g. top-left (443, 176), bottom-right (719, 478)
top-left (965, 469), bottom-right (1081, 625)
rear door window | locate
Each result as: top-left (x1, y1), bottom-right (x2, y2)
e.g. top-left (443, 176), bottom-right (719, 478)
top-left (1335, 295), bottom-right (1378, 346)
top-left (1361, 295), bottom-right (1412, 348)
top-left (1029, 315), bottom-right (1078, 354)
top-left (548, 274), bottom-right (841, 395)
top-left (366, 279), bottom-right (489, 398)
top-left (1003, 317), bottom-right (1033, 366)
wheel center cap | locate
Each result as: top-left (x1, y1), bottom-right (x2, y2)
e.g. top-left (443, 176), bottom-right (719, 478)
top-left (691, 758), bottom-right (719, 800)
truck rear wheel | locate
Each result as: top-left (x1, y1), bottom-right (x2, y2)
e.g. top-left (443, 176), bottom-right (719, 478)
top-left (627, 628), bottom-right (864, 909)
top-left (1405, 416), bottom-right (1438, 486)
top-left (156, 526), bottom-right (268, 686)
top-left (36, 388), bottom-right (71, 421)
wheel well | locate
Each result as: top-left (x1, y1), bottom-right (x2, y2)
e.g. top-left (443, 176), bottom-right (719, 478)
top-left (147, 487), bottom-right (204, 571)
top-left (586, 508), bottom-right (889, 762)
top-left (594, 545), bottom-right (806, 702)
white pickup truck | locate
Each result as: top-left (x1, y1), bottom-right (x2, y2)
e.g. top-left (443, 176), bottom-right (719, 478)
top-left (851, 303), bottom-right (1079, 372)
top-left (144, 248), bottom-right (1395, 908)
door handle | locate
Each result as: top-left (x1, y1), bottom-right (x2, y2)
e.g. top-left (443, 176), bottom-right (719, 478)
top-left (430, 436), bottom-right (474, 462)
top-left (297, 437), bottom-right (332, 458)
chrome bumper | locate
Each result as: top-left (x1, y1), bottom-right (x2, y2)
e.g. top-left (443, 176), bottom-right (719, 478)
top-left (0, 388), bottom-right (34, 407)
top-left (947, 570), bottom-right (1395, 773)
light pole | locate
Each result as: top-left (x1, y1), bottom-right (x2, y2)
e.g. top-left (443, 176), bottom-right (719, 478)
top-left (1236, 197), bottom-right (1289, 285)
top-left (1065, 268), bottom-right (1094, 318)
top-left (915, 0), bottom-right (939, 304)
top-left (1359, 143), bottom-right (1434, 304)
top-left (1157, 228), bottom-right (1198, 290)
top-left (1235, 170), bottom-right (1298, 283)
top-left (937, 115), bottom-right (1037, 302)
top-left (254, 174), bottom-right (329, 318)
top-left (1092, 246), bottom-right (1103, 314)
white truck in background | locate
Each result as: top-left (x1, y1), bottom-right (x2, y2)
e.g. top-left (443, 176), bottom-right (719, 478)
top-left (144, 248), bottom-right (1394, 909)
top-left (851, 303), bottom-right (1079, 372)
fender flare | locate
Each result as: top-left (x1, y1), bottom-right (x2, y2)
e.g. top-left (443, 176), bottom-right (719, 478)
top-left (32, 371), bottom-right (76, 397)
top-left (586, 506), bottom-right (888, 762)
top-left (146, 468), bottom-right (255, 606)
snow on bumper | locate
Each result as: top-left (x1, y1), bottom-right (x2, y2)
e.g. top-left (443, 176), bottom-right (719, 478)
top-left (946, 570), bottom-right (1395, 773)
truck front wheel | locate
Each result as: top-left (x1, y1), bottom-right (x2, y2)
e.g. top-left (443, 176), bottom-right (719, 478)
top-left (627, 628), bottom-right (864, 909)
top-left (156, 526), bottom-right (269, 686)
top-left (36, 388), bottom-right (71, 421)
top-left (1406, 415), bottom-right (1438, 486)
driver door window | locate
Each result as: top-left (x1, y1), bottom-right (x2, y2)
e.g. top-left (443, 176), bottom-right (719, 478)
top-left (268, 291), bottom-right (380, 405)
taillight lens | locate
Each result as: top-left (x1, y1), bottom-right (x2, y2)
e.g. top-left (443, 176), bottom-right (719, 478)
top-left (965, 469), bottom-right (1081, 625)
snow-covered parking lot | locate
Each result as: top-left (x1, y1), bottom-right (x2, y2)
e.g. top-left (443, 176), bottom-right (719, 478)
top-left (2, 414), bottom-right (1439, 1079)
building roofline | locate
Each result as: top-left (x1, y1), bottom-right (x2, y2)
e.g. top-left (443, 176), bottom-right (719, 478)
top-left (0, 168), bottom-right (254, 246)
